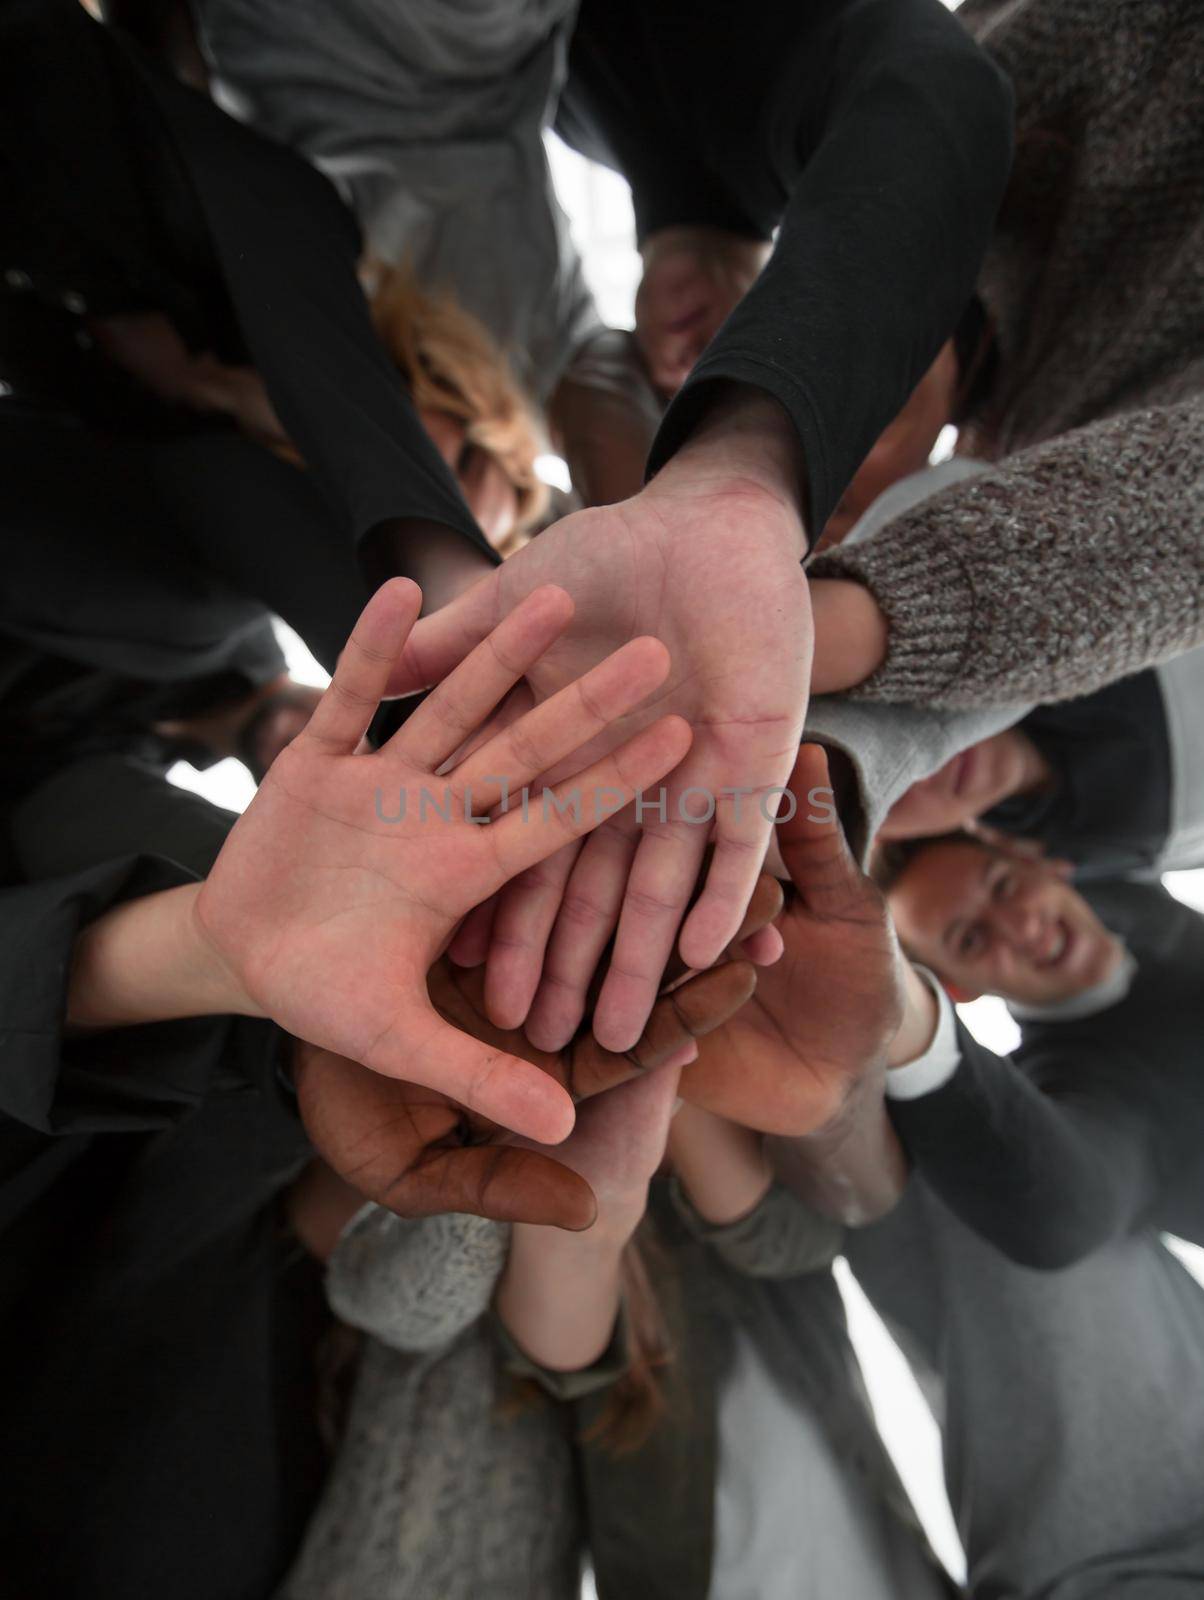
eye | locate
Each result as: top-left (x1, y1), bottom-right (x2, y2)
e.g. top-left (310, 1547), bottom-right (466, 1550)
top-left (992, 871), bottom-right (1016, 901)
top-left (957, 923), bottom-right (987, 959)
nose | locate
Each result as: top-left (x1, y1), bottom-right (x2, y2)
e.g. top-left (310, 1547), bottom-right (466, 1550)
top-left (993, 894), bottom-right (1046, 950)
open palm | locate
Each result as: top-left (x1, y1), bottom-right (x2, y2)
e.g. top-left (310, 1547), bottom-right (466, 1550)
top-left (388, 455), bottom-right (811, 1055)
top-left (194, 578), bottom-right (691, 1142)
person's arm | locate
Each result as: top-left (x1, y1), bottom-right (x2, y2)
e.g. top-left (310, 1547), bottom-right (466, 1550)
top-left (0, 857), bottom-right (281, 1137)
top-left (767, 961), bottom-right (930, 1225)
top-left (560, 0), bottom-right (1013, 536)
top-left (669, 1102), bottom-right (846, 1274)
top-left (65, 881), bottom-right (252, 1032)
top-left (494, 1223), bottom-right (630, 1373)
top-left (809, 397), bottom-right (1204, 706)
top-left (494, 1064), bottom-right (679, 1372)
top-left (101, 8), bottom-right (498, 614)
top-left (883, 1000), bottom-right (1157, 1269)
top-left (546, 328), bottom-right (665, 508)
top-left (324, 1206), bottom-right (511, 1354)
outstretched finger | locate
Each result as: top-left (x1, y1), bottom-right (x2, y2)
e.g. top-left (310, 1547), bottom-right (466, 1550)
top-left (570, 959), bottom-right (757, 1101)
top-left (393, 585), bottom-right (574, 772)
top-left (523, 809), bottom-right (641, 1052)
top-left (301, 577), bottom-right (423, 754)
top-left (453, 636), bottom-right (671, 812)
top-left (487, 715), bottom-right (694, 885)
top-left (483, 840), bottom-right (582, 1031)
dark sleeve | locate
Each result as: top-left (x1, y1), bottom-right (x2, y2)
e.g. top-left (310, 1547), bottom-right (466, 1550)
top-left (888, 1020), bottom-right (1158, 1269)
top-left (0, 857), bottom-right (280, 1136)
top-left (559, 0), bottom-right (1013, 536)
top-left (1, 0), bottom-right (492, 570)
top-left (113, 30), bottom-right (495, 564)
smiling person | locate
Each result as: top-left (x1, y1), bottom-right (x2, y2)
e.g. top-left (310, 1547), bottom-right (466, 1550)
top-left (874, 643), bottom-right (1204, 898)
top-left (668, 748), bottom-right (1204, 1597)
top-left (880, 837), bottom-right (1126, 1012)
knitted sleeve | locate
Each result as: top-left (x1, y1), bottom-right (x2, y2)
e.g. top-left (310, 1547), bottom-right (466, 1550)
top-left (325, 1206), bottom-right (510, 1354)
top-left (669, 1179), bottom-right (844, 1279)
top-left (810, 397), bottom-right (1204, 708)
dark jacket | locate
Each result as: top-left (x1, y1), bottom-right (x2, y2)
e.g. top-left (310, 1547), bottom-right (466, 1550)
top-left (889, 878), bottom-right (1204, 1268)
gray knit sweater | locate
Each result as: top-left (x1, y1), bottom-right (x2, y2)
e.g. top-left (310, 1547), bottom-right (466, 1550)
top-left (278, 1188), bottom-right (847, 1600)
top-left (811, 0), bottom-right (1204, 709)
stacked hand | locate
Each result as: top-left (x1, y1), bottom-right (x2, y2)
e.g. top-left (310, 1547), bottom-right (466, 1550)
top-left (293, 953), bottom-right (757, 1230)
top-left (387, 388), bottom-right (812, 1056)
top-left (193, 577), bottom-right (694, 1143)
top-left (681, 744), bottom-right (906, 1133)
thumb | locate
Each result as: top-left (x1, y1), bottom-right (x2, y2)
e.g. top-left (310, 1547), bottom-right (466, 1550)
top-left (370, 1003), bottom-right (577, 1145)
top-left (294, 1042), bottom-right (597, 1228)
top-left (776, 744), bottom-right (868, 917)
top-left (375, 1144), bottom-right (599, 1230)
top-left (383, 566), bottom-right (502, 698)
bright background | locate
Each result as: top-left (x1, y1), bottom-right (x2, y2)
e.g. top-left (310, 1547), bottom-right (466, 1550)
top-left (172, 0), bottom-right (1204, 1570)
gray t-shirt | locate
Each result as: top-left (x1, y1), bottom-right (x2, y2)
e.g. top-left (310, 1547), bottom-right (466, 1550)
top-left (193, 0), bottom-right (602, 401)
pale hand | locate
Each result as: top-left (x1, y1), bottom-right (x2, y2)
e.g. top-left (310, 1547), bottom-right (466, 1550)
top-left (193, 577), bottom-right (692, 1142)
top-left (387, 389), bottom-right (812, 1054)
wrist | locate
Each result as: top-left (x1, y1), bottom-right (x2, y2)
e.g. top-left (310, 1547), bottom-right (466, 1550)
top-left (497, 1223), bottom-right (626, 1373)
top-left (808, 578), bottom-right (888, 695)
top-left (186, 883), bottom-right (264, 1019)
top-left (650, 382), bottom-right (808, 548)
top-left (67, 882), bottom-right (256, 1032)
top-left (886, 960), bottom-right (940, 1068)
top-left (670, 1104), bottom-right (771, 1224)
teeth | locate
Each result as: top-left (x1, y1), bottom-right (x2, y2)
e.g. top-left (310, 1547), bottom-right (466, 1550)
top-left (1046, 925), bottom-right (1067, 965)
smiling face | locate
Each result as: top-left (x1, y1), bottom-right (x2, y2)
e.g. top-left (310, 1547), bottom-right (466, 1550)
top-left (887, 839), bottom-right (1125, 1006)
top-left (879, 730), bottom-right (1046, 842)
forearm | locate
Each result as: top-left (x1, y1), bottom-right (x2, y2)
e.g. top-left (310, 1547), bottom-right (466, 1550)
top-left (809, 399), bottom-right (1204, 707)
top-left (362, 518), bottom-right (498, 615)
top-left (889, 1030), bottom-right (1151, 1268)
top-left (647, 382), bottom-right (809, 542)
top-left (648, 0), bottom-right (1012, 533)
top-left (669, 1104), bottom-right (771, 1225)
top-left (769, 1068), bottom-right (907, 1226)
top-left (808, 577), bottom-right (889, 696)
top-left (495, 1222), bottom-right (628, 1372)
top-left (66, 882), bottom-right (253, 1031)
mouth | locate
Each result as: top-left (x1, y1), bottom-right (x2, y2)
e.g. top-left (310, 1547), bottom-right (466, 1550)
top-left (1034, 918), bottom-right (1074, 970)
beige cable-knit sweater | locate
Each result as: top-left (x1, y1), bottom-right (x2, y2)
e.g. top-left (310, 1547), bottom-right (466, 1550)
top-left (811, 0), bottom-right (1204, 709)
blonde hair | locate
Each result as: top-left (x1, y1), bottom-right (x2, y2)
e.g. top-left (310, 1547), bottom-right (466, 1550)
top-left (368, 262), bottom-right (549, 551)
